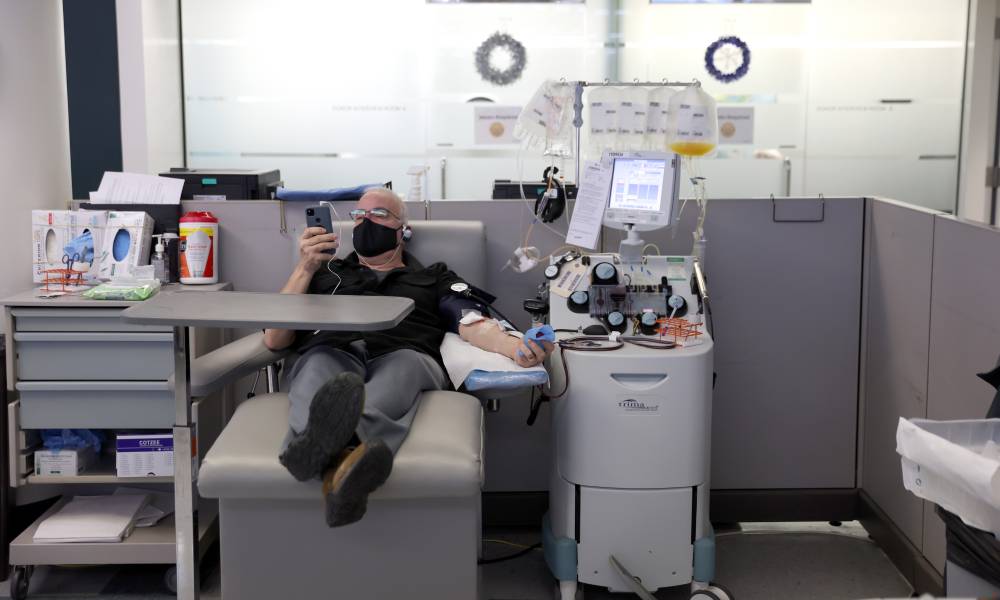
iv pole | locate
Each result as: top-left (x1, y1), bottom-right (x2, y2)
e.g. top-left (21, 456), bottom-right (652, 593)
top-left (562, 79), bottom-right (700, 185)
top-left (560, 79), bottom-right (709, 265)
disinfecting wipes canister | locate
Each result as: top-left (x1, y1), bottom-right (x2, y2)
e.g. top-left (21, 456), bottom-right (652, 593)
top-left (179, 211), bottom-right (219, 284)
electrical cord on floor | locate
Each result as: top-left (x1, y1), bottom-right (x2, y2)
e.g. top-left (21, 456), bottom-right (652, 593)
top-left (477, 541), bottom-right (542, 565)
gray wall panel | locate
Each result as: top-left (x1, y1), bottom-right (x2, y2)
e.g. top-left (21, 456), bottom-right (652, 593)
top-left (186, 201), bottom-right (298, 293)
top-left (862, 199), bottom-right (936, 550)
top-left (924, 216), bottom-right (1000, 573)
top-left (928, 217), bottom-right (1000, 420)
top-left (704, 197), bottom-right (863, 489)
top-left (101, 197), bottom-right (867, 493)
top-left (923, 506), bottom-right (946, 575)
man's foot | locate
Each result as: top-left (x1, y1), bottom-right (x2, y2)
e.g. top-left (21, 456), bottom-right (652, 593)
top-left (322, 439), bottom-right (393, 527)
top-left (279, 372), bottom-right (365, 481)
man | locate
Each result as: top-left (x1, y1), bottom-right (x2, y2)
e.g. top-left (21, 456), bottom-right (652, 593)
top-left (264, 187), bottom-right (551, 527)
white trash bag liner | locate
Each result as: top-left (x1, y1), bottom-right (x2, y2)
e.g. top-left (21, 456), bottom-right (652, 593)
top-left (896, 418), bottom-right (1000, 537)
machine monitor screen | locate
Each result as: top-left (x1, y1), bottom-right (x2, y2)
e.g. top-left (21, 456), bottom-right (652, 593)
top-left (608, 158), bottom-right (665, 213)
top-left (602, 152), bottom-right (679, 232)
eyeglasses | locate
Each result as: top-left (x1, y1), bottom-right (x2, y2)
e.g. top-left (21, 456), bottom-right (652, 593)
top-left (348, 207), bottom-right (400, 222)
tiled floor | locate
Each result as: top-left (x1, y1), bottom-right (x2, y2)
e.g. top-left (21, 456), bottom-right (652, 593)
top-left (0, 522), bottom-right (913, 600)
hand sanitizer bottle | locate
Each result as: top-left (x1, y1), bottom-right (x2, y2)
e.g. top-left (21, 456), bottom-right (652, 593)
top-left (151, 235), bottom-right (169, 283)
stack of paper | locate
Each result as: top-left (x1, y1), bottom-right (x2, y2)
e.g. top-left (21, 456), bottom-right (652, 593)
top-left (113, 487), bottom-right (174, 528)
top-left (89, 171), bottom-right (183, 205)
top-left (33, 494), bottom-right (149, 543)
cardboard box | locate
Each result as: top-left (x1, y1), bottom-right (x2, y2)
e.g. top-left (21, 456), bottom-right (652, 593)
top-left (116, 433), bottom-right (190, 478)
top-left (98, 211), bottom-right (155, 280)
top-left (34, 447), bottom-right (97, 477)
top-left (31, 210), bottom-right (74, 283)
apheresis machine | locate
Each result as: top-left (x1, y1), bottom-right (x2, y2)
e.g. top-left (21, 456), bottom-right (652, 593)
top-left (533, 152), bottom-right (729, 600)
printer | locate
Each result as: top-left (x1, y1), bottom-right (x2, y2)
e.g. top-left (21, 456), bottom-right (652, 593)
top-left (160, 168), bottom-right (283, 200)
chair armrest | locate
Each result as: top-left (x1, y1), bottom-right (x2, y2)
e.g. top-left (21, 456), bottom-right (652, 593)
top-left (187, 331), bottom-right (290, 397)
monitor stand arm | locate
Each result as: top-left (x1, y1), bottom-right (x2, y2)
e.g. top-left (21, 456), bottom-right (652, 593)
top-left (619, 224), bottom-right (644, 264)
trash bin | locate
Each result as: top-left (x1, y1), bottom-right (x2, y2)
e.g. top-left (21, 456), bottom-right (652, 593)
top-left (896, 359), bottom-right (1000, 596)
top-left (937, 506), bottom-right (1000, 596)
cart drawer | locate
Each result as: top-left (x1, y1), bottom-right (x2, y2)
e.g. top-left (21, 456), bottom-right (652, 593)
top-left (16, 381), bottom-right (174, 429)
top-left (11, 308), bottom-right (171, 333)
top-left (14, 332), bottom-right (173, 381)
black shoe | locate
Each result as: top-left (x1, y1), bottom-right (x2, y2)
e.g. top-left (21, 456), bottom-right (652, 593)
top-left (322, 439), bottom-right (393, 527)
top-left (279, 372), bottom-right (365, 481)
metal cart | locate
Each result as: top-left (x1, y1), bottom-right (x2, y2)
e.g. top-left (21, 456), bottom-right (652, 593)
top-left (2, 285), bottom-right (230, 599)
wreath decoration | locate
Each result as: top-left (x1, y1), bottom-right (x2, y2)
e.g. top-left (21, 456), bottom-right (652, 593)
top-left (475, 32), bottom-right (527, 86)
top-left (705, 36), bottom-right (751, 83)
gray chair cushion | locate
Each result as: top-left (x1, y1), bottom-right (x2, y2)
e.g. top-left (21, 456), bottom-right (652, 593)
top-left (198, 390), bottom-right (484, 501)
top-left (334, 220), bottom-right (486, 288)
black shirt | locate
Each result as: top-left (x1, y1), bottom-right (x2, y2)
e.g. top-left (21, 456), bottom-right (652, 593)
top-left (295, 251), bottom-right (468, 366)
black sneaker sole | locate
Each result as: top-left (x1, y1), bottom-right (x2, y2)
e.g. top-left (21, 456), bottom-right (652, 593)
top-left (279, 372), bottom-right (365, 481)
top-left (325, 440), bottom-right (393, 527)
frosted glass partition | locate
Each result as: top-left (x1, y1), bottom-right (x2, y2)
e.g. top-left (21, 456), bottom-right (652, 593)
top-left (181, 0), bottom-right (967, 210)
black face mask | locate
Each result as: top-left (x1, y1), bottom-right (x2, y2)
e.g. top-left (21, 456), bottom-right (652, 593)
top-left (353, 218), bottom-right (400, 257)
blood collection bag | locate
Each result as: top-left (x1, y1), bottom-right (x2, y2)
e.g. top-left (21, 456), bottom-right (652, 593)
top-left (515, 80), bottom-right (574, 156)
top-left (667, 85), bottom-right (718, 157)
top-left (586, 86), bottom-right (618, 157)
top-left (617, 86), bottom-right (648, 150)
top-left (645, 86), bottom-right (674, 150)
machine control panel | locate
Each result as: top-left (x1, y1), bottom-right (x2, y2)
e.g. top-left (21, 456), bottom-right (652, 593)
top-left (547, 253), bottom-right (704, 339)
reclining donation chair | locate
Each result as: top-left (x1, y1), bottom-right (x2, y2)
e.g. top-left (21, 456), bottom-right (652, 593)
top-left (194, 221), bottom-right (487, 600)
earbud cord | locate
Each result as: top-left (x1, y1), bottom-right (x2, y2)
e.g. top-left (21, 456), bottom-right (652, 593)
top-left (357, 242), bottom-right (403, 271)
top-left (319, 201), bottom-right (344, 295)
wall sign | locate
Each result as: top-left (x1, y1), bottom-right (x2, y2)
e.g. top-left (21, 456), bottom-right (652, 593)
top-left (474, 105), bottom-right (521, 145)
top-left (717, 107), bottom-right (754, 144)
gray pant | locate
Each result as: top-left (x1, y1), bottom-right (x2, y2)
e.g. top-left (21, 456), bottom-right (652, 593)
top-left (283, 342), bottom-right (448, 455)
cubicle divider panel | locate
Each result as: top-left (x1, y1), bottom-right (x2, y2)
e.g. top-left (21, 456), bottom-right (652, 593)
top-left (170, 201), bottom-right (299, 294)
top-left (700, 197), bottom-right (864, 490)
top-left (130, 198), bottom-right (866, 497)
top-left (861, 198), bottom-right (938, 551)
top-left (924, 215), bottom-right (1000, 571)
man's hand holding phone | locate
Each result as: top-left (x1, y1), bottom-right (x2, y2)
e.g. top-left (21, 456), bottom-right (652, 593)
top-left (298, 227), bottom-right (339, 274)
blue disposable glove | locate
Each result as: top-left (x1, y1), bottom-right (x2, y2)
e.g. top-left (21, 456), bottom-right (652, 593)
top-left (63, 231), bottom-right (95, 264)
top-left (517, 324), bottom-right (555, 359)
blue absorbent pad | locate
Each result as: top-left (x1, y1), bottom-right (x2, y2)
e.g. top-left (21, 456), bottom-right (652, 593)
top-left (464, 369), bottom-right (549, 391)
top-left (275, 184), bottom-right (384, 203)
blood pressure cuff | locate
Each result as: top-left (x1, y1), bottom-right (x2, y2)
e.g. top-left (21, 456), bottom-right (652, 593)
top-left (438, 284), bottom-right (502, 333)
top-left (439, 295), bottom-right (489, 334)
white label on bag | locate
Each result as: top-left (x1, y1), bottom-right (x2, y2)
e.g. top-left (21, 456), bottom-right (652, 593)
top-left (676, 103), bottom-right (711, 140)
top-left (590, 102), bottom-right (617, 135)
top-left (647, 101), bottom-right (668, 134)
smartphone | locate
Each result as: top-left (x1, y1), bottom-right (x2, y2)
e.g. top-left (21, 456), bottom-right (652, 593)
top-left (305, 205), bottom-right (334, 233)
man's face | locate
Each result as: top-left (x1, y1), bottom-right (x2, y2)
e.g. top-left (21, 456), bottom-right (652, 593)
top-left (352, 194), bottom-right (404, 231)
